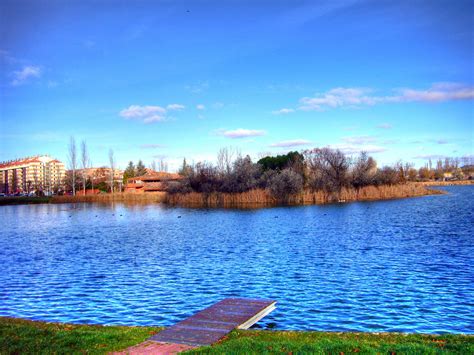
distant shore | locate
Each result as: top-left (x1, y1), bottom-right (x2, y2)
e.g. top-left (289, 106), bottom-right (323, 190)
top-left (0, 317), bottom-right (472, 354)
top-left (420, 180), bottom-right (474, 186)
top-left (0, 183), bottom-right (453, 207)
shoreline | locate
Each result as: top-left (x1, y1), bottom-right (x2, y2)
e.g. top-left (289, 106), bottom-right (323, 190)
top-left (0, 183), bottom-right (452, 207)
top-left (1, 317), bottom-right (472, 354)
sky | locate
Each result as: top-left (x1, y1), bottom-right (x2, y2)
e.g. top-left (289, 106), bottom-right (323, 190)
top-left (1, 0), bottom-right (473, 171)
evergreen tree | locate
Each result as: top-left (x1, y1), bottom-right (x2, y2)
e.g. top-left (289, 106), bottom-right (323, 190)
top-left (136, 160), bottom-right (147, 176)
top-left (179, 158), bottom-right (190, 176)
top-left (123, 161), bottom-right (136, 184)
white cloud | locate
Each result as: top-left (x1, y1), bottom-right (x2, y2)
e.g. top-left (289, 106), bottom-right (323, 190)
top-left (139, 144), bottom-right (166, 149)
top-left (272, 108), bottom-right (295, 115)
top-left (342, 135), bottom-right (377, 145)
top-left (270, 139), bottom-right (311, 147)
top-left (376, 123), bottom-right (392, 129)
top-left (120, 103), bottom-right (184, 123)
top-left (11, 65), bottom-right (42, 86)
top-left (212, 102), bottom-right (225, 109)
top-left (276, 83), bottom-right (474, 112)
top-left (395, 83), bottom-right (474, 103)
top-left (217, 128), bottom-right (266, 139)
top-left (298, 87), bottom-right (376, 111)
top-left (185, 81), bottom-right (209, 94)
top-left (120, 105), bottom-right (166, 123)
top-left (167, 103), bottom-right (185, 111)
top-left (413, 154), bottom-right (446, 160)
top-left (330, 143), bottom-right (387, 155)
top-left (196, 104), bottom-right (206, 110)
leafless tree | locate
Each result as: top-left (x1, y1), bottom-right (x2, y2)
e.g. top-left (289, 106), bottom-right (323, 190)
top-left (109, 148), bottom-right (115, 194)
top-left (68, 136), bottom-right (77, 196)
top-left (150, 160), bottom-right (157, 172)
top-left (158, 158), bottom-right (168, 172)
top-left (268, 168), bottom-right (303, 201)
top-left (351, 152), bottom-right (377, 188)
top-left (304, 147), bottom-right (349, 192)
top-left (217, 147), bottom-right (232, 176)
top-left (81, 140), bottom-right (90, 195)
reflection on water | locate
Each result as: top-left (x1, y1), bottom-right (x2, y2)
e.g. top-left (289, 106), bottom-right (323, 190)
top-left (0, 186), bottom-right (473, 333)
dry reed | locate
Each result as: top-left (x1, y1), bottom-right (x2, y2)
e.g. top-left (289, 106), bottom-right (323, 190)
top-left (165, 183), bottom-right (444, 208)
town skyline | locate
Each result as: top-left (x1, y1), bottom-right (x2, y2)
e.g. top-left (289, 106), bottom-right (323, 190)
top-left (1, 0), bottom-right (473, 171)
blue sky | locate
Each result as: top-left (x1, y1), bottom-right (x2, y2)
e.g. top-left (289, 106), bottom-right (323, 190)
top-left (1, 0), bottom-right (473, 170)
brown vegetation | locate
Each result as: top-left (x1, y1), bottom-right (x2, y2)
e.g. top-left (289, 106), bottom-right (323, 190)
top-left (51, 192), bottom-right (166, 204)
top-left (165, 184), bottom-right (443, 208)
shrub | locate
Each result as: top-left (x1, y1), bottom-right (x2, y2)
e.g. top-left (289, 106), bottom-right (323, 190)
top-left (268, 169), bottom-right (303, 201)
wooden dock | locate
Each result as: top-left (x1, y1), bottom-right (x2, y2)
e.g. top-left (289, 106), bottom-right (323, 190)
top-left (149, 298), bottom-right (276, 347)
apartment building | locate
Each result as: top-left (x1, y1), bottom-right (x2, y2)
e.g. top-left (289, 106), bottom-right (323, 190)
top-left (0, 155), bottom-right (66, 194)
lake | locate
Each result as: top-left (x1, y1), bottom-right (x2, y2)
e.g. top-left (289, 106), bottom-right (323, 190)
top-left (0, 186), bottom-right (473, 333)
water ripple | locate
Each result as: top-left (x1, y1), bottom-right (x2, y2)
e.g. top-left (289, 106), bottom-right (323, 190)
top-left (0, 186), bottom-right (473, 333)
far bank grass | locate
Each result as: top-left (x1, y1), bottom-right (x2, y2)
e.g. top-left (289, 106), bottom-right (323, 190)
top-left (1, 317), bottom-right (473, 354)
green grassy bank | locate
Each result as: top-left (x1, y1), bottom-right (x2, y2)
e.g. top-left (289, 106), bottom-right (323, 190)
top-left (1, 317), bottom-right (473, 354)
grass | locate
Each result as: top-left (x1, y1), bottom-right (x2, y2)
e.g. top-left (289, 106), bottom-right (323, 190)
top-left (189, 330), bottom-right (474, 354)
top-left (1, 317), bottom-right (472, 354)
top-left (0, 317), bottom-right (161, 354)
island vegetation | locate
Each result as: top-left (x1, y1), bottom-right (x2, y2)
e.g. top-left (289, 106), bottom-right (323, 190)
top-left (164, 147), bottom-right (446, 207)
top-left (1, 317), bottom-right (472, 354)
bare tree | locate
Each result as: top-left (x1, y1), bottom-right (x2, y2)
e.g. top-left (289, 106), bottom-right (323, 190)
top-left (158, 158), bottom-right (168, 172)
top-left (109, 148), bottom-right (115, 194)
top-left (268, 168), bottom-right (303, 202)
top-left (217, 147), bottom-right (239, 175)
top-left (351, 152), bottom-right (377, 188)
top-left (81, 140), bottom-right (89, 195)
top-left (304, 147), bottom-right (349, 192)
top-left (150, 160), bottom-right (157, 172)
top-left (68, 136), bottom-right (77, 196)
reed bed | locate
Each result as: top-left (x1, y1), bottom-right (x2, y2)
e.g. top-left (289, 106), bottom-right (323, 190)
top-left (166, 184), bottom-right (443, 208)
top-left (51, 192), bottom-right (167, 204)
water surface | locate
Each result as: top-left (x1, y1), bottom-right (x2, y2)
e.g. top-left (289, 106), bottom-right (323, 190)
top-left (1, 186), bottom-right (473, 333)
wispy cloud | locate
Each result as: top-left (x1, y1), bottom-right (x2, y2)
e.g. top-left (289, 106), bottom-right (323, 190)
top-left (167, 104), bottom-right (185, 111)
top-left (120, 105), bottom-right (167, 123)
top-left (216, 128), bottom-right (266, 139)
top-left (413, 154), bottom-right (446, 160)
top-left (376, 123), bottom-right (392, 129)
top-left (299, 87), bottom-right (376, 111)
top-left (277, 83), bottom-right (474, 112)
top-left (272, 108), bottom-right (295, 115)
top-left (342, 135), bottom-right (377, 145)
top-left (139, 144), bottom-right (166, 149)
top-left (330, 143), bottom-right (387, 155)
top-left (434, 139), bottom-right (449, 145)
top-left (270, 139), bottom-right (312, 148)
top-left (212, 102), bottom-right (225, 109)
top-left (331, 135), bottom-right (386, 154)
top-left (185, 81), bottom-right (209, 94)
top-left (120, 104), bottom-right (185, 123)
top-left (196, 104), bottom-right (206, 110)
top-left (11, 65), bottom-right (42, 86)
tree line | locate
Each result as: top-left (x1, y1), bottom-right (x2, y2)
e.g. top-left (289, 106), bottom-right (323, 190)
top-left (167, 147), bottom-right (473, 201)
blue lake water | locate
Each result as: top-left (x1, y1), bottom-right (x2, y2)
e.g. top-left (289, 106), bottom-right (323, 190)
top-left (0, 186), bottom-right (473, 333)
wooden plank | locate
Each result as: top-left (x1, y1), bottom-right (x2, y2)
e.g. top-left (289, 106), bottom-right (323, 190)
top-left (149, 298), bottom-right (276, 346)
